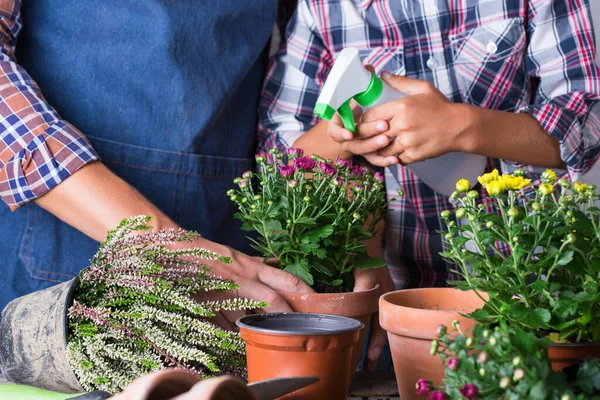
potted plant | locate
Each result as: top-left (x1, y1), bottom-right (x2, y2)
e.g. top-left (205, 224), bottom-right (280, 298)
top-left (228, 147), bottom-right (396, 372)
top-left (0, 216), bottom-right (266, 394)
top-left (441, 169), bottom-right (600, 370)
top-left (417, 321), bottom-right (600, 399)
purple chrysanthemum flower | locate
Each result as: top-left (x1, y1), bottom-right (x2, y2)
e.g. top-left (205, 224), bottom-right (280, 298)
top-left (447, 357), bottom-right (460, 371)
top-left (279, 165), bottom-right (296, 178)
top-left (350, 165), bottom-right (366, 177)
top-left (294, 156), bottom-right (317, 171)
top-left (286, 148), bottom-right (304, 158)
top-left (415, 379), bottom-right (431, 395)
top-left (459, 384), bottom-right (478, 399)
top-left (238, 179), bottom-right (249, 188)
top-left (332, 177), bottom-right (343, 186)
top-left (335, 156), bottom-right (352, 169)
top-left (374, 172), bottom-right (384, 182)
top-left (319, 162), bottom-right (337, 176)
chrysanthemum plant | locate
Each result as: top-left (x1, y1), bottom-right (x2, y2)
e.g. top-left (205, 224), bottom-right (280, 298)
top-left (441, 169), bottom-right (600, 343)
top-left (67, 216), bottom-right (266, 393)
top-left (229, 148), bottom-right (397, 292)
top-left (417, 322), bottom-right (600, 400)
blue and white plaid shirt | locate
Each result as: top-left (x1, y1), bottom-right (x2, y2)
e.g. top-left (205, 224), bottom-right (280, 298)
top-left (258, 0), bottom-right (600, 289)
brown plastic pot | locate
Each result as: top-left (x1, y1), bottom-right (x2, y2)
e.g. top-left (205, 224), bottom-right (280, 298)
top-left (548, 342), bottom-right (600, 371)
top-left (280, 284), bottom-right (379, 377)
top-left (380, 288), bottom-right (485, 400)
top-left (237, 312), bottom-right (363, 400)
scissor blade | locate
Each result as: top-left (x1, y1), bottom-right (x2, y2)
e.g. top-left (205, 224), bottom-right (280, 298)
top-left (247, 376), bottom-right (319, 399)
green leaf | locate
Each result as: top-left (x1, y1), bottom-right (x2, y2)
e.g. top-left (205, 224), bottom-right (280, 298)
top-left (329, 279), bottom-right (344, 287)
top-left (294, 217), bottom-right (316, 225)
top-left (353, 254), bottom-right (386, 270)
top-left (554, 299), bottom-right (579, 318)
top-left (265, 219), bottom-right (286, 239)
top-left (303, 225), bottom-right (334, 242)
top-left (529, 380), bottom-right (548, 399)
top-left (467, 308), bottom-right (491, 322)
top-left (507, 304), bottom-right (551, 329)
top-left (573, 210), bottom-right (595, 235)
top-left (576, 360), bottom-right (600, 393)
top-left (529, 280), bottom-right (549, 292)
top-left (284, 261), bottom-right (314, 286)
top-left (311, 260), bottom-right (334, 276)
top-left (556, 250), bottom-right (574, 266)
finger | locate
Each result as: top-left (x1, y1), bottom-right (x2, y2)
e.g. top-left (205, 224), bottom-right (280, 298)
top-left (236, 278), bottom-right (294, 313)
top-left (328, 114), bottom-right (354, 142)
top-left (381, 71), bottom-right (435, 95)
top-left (353, 270), bottom-right (378, 292)
top-left (365, 64), bottom-right (376, 74)
top-left (341, 134), bottom-right (391, 156)
top-left (352, 120), bottom-right (389, 140)
top-left (365, 312), bottom-right (388, 373)
top-left (363, 152), bottom-right (400, 167)
top-left (256, 264), bottom-right (315, 294)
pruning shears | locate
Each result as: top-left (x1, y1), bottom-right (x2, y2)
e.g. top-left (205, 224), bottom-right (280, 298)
top-left (0, 376), bottom-right (319, 400)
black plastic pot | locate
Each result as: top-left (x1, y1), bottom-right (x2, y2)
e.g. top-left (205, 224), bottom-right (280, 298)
top-left (0, 276), bottom-right (83, 393)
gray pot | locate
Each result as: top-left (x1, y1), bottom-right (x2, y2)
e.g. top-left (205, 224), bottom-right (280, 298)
top-left (0, 276), bottom-right (83, 393)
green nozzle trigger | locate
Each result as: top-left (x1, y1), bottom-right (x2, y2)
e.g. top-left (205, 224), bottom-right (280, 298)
top-left (313, 73), bottom-right (383, 133)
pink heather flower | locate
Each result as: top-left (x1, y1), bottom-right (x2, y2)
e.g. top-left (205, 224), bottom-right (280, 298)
top-left (286, 148), bottom-right (304, 158)
top-left (374, 172), bottom-right (384, 182)
top-left (294, 156), bottom-right (317, 171)
top-left (319, 162), bottom-right (337, 176)
top-left (335, 156), bottom-right (352, 169)
top-left (459, 384), bottom-right (478, 399)
top-left (429, 392), bottom-right (447, 400)
top-left (415, 379), bottom-right (431, 395)
top-left (279, 165), bottom-right (296, 178)
top-left (350, 165), bottom-right (366, 177)
top-left (447, 357), bottom-right (460, 371)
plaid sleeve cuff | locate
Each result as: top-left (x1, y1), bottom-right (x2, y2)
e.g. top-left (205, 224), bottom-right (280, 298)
top-left (517, 93), bottom-right (596, 179)
top-left (0, 120), bottom-right (99, 210)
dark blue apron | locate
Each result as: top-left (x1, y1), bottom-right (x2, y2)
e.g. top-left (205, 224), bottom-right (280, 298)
top-left (0, 1), bottom-right (277, 312)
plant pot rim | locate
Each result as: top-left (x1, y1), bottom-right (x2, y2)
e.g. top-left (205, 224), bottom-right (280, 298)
top-left (280, 284), bottom-right (380, 298)
top-left (236, 312), bottom-right (364, 336)
top-left (548, 341), bottom-right (600, 348)
top-left (61, 274), bottom-right (81, 346)
top-left (380, 287), bottom-right (481, 315)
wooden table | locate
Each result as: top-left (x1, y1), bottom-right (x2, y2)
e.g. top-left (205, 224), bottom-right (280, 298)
top-left (0, 372), bottom-right (401, 399)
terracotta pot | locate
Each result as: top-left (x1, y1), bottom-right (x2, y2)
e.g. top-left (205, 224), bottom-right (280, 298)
top-left (548, 342), bottom-right (600, 371)
top-left (379, 288), bottom-right (485, 400)
top-left (0, 277), bottom-right (83, 393)
top-left (237, 312), bottom-right (363, 400)
top-left (109, 369), bottom-right (257, 400)
top-left (280, 284), bottom-right (379, 377)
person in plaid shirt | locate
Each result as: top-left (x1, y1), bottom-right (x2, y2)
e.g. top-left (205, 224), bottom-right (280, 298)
top-left (260, 0), bottom-right (600, 288)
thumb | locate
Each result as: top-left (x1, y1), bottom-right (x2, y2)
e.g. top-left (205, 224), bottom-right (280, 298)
top-left (353, 270), bottom-right (377, 292)
top-left (381, 71), bottom-right (433, 96)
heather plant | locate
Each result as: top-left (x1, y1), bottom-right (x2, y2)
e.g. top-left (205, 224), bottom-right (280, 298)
top-left (229, 148), bottom-right (397, 292)
top-left (67, 216), bottom-right (266, 393)
top-left (418, 322), bottom-right (600, 400)
top-left (441, 170), bottom-right (600, 342)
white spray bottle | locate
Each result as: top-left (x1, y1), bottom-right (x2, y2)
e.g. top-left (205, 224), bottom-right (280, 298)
top-left (313, 47), bottom-right (486, 196)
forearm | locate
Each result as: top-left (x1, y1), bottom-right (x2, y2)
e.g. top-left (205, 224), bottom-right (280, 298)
top-left (293, 120), bottom-right (352, 160)
top-left (34, 162), bottom-right (177, 242)
top-left (459, 104), bottom-right (565, 168)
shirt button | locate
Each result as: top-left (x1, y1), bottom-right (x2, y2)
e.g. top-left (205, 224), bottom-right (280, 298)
top-left (486, 41), bottom-right (498, 54)
top-left (426, 57), bottom-right (438, 69)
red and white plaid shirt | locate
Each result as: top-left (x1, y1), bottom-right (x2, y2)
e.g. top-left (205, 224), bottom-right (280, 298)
top-left (258, 0), bottom-right (600, 288)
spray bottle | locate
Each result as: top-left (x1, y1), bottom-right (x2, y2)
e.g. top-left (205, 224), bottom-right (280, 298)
top-left (313, 47), bottom-right (486, 196)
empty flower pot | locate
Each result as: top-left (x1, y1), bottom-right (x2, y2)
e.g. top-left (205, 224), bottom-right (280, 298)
top-left (548, 342), bottom-right (600, 372)
top-left (0, 277), bottom-right (83, 393)
top-left (280, 284), bottom-right (379, 377)
top-left (237, 312), bottom-right (363, 400)
top-left (379, 288), bottom-right (484, 400)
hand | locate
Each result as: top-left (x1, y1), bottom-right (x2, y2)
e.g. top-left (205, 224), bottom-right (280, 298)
top-left (194, 239), bottom-right (314, 330)
top-left (362, 71), bottom-right (471, 165)
top-left (353, 220), bottom-right (395, 373)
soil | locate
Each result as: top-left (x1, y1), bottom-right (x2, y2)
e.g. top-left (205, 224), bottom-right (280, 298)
top-left (314, 283), bottom-right (351, 294)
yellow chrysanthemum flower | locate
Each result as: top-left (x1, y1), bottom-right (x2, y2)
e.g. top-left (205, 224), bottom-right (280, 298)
top-left (477, 169), bottom-right (500, 186)
top-left (455, 179), bottom-right (471, 193)
top-left (484, 180), bottom-right (506, 196)
top-left (539, 183), bottom-right (554, 196)
top-left (541, 169), bottom-right (557, 184)
top-left (499, 174), bottom-right (532, 191)
top-left (573, 182), bottom-right (587, 193)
